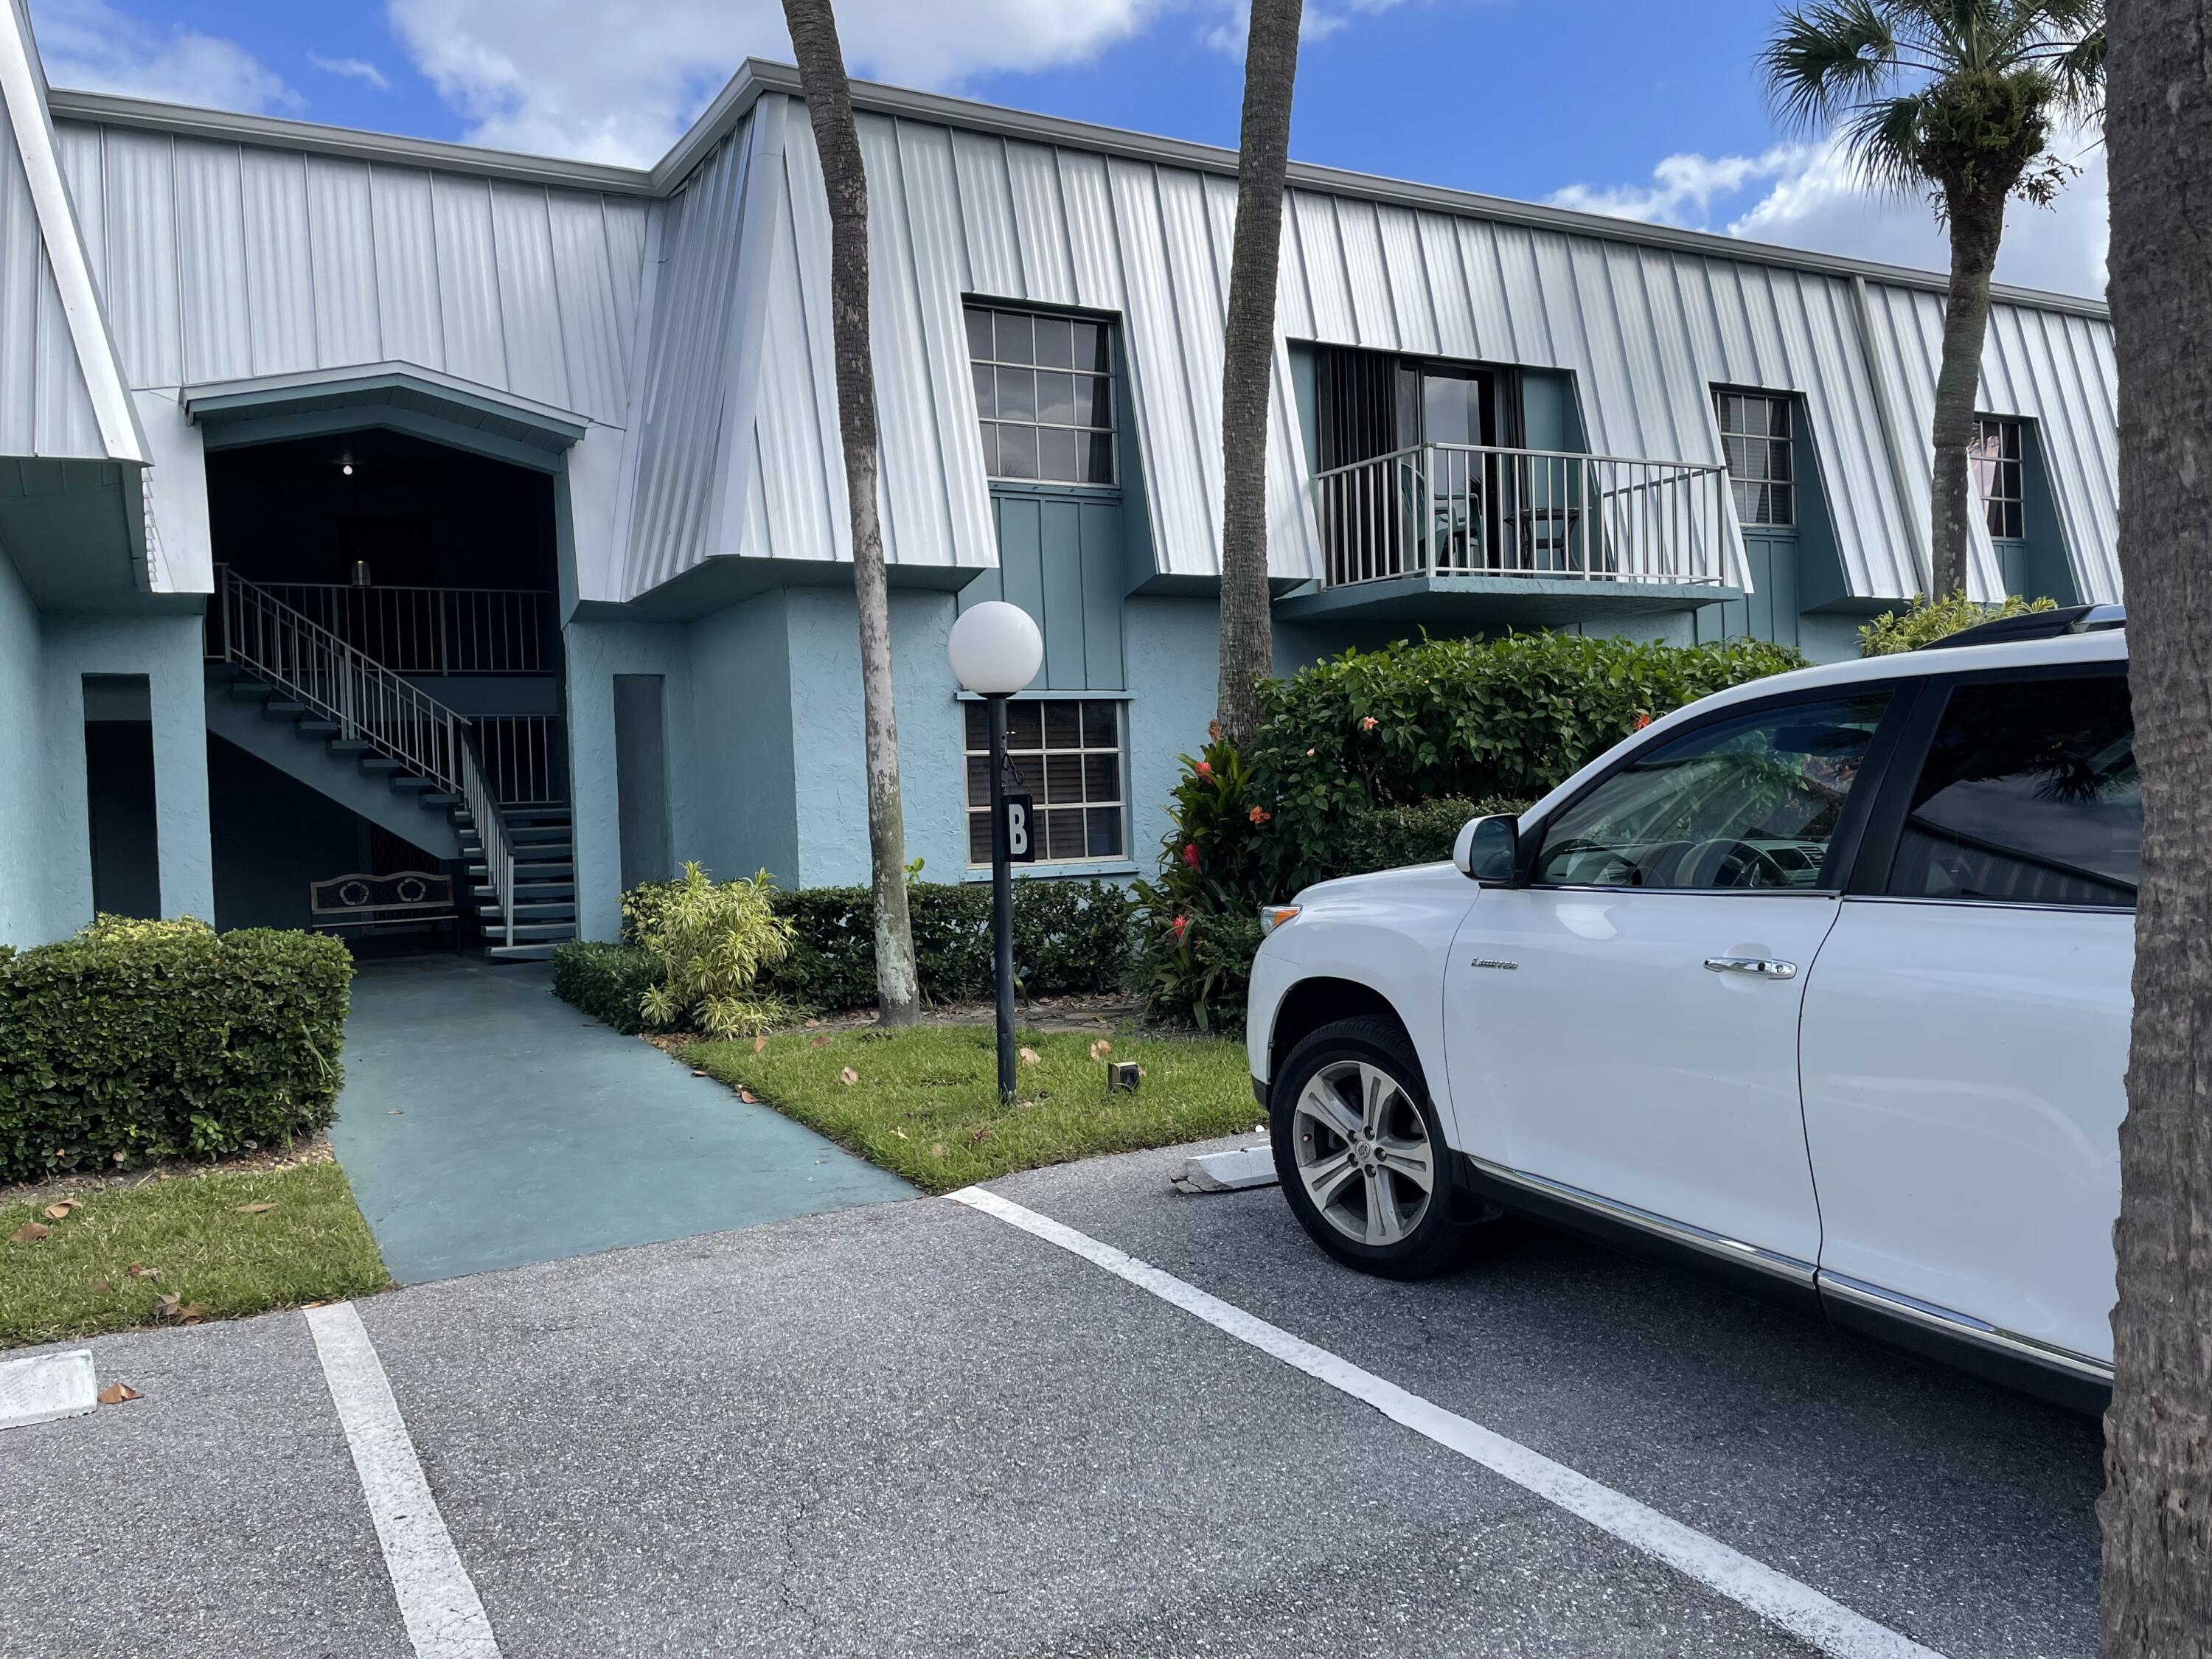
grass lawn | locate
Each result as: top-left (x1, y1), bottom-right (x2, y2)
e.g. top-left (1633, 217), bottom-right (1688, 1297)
top-left (684, 1023), bottom-right (1257, 1193)
top-left (0, 1161), bottom-right (389, 1350)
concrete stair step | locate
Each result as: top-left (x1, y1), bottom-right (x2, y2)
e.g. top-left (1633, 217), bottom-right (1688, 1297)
top-left (296, 718), bottom-right (339, 736)
top-left (485, 921), bottom-right (576, 942)
top-left (487, 942), bottom-right (558, 963)
top-left (479, 901), bottom-right (576, 921)
top-left (387, 776), bottom-right (438, 795)
top-left (262, 698), bottom-right (307, 717)
top-left (473, 880), bottom-right (574, 900)
top-left (468, 861), bottom-right (575, 880)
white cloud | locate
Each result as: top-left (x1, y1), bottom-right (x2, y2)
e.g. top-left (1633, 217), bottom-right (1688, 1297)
top-left (309, 53), bottom-right (393, 92)
top-left (386, 0), bottom-right (1172, 166)
top-left (30, 0), bottom-right (299, 112)
top-left (1552, 124), bottom-right (2110, 299)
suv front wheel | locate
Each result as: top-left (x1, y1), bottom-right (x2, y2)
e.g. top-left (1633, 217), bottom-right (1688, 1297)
top-left (1270, 1018), bottom-right (1475, 1279)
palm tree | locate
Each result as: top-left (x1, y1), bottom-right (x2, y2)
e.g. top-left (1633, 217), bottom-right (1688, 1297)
top-left (2098, 4), bottom-right (2212, 1649)
top-left (1761, 0), bottom-right (2104, 601)
top-left (1214, 0), bottom-right (1304, 745)
top-left (779, 0), bottom-right (922, 1026)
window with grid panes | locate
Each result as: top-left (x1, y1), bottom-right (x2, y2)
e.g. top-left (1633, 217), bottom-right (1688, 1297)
top-left (964, 306), bottom-right (1116, 486)
top-left (964, 699), bottom-right (1126, 866)
top-left (1715, 392), bottom-right (1795, 526)
top-left (1971, 417), bottom-right (2025, 540)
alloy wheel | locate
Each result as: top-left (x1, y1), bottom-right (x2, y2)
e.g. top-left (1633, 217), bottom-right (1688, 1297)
top-left (1290, 1060), bottom-right (1436, 1247)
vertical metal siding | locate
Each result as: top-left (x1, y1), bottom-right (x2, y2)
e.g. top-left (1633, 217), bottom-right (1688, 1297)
top-left (429, 174), bottom-right (506, 389)
top-left (368, 165), bottom-right (445, 370)
top-left (305, 156), bottom-right (380, 367)
top-left (487, 182), bottom-right (571, 409)
top-left (98, 127), bottom-right (180, 386)
top-left (546, 194), bottom-right (627, 422)
top-left (173, 139), bottom-right (251, 383)
top-left (240, 147), bottom-right (314, 375)
top-left (0, 108), bottom-right (41, 452)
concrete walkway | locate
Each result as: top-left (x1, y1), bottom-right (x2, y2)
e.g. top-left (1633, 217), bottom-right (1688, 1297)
top-left (329, 957), bottom-right (913, 1283)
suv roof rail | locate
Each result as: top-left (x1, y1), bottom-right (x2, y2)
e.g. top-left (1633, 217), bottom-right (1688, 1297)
top-left (1917, 602), bottom-right (2127, 651)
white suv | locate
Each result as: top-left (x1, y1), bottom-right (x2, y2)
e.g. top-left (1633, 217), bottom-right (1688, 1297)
top-left (1247, 610), bottom-right (2133, 1409)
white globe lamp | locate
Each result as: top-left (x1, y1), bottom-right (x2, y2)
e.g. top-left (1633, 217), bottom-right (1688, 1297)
top-left (946, 600), bottom-right (1043, 695)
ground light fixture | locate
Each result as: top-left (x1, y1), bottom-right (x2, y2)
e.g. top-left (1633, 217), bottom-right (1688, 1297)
top-left (945, 600), bottom-right (1044, 1102)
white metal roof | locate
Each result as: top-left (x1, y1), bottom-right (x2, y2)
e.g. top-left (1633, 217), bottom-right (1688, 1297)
top-left (1, 29), bottom-right (2122, 609)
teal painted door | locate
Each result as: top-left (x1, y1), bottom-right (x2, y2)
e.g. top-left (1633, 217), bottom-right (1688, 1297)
top-left (963, 490), bottom-right (1125, 691)
top-left (1700, 533), bottom-right (1800, 648)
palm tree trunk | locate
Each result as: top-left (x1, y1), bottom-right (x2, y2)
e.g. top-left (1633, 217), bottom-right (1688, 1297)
top-left (1214, 0), bottom-right (1303, 746)
top-left (781, 0), bottom-right (921, 1026)
top-left (1928, 186), bottom-right (2005, 599)
top-left (2098, 1), bottom-right (2212, 1652)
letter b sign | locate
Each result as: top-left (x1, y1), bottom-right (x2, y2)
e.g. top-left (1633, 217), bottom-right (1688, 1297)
top-left (1004, 793), bottom-right (1036, 863)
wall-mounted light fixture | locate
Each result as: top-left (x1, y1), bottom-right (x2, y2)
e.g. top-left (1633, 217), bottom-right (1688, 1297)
top-left (341, 462), bottom-right (354, 476)
top-left (351, 560), bottom-right (372, 588)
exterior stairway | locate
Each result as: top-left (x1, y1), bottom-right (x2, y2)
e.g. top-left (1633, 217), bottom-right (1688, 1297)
top-left (208, 568), bottom-right (575, 962)
top-left (462, 805), bottom-right (577, 963)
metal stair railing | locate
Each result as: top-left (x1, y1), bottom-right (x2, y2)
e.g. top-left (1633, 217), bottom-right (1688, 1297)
top-left (458, 730), bottom-right (519, 950)
top-left (215, 566), bottom-right (521, 947)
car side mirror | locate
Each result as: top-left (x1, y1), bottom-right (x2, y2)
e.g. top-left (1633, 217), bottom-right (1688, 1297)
top-left (1453, 814), bottom-right (1519, 884)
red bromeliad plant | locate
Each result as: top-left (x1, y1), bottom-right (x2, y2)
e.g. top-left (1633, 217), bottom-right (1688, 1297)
top-left (1130, 733), bottom-right (1271, 1030)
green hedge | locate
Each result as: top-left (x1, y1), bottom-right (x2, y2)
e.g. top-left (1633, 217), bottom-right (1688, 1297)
top-left (1248, 631), bottom-right (1804, 895)
top-left (561, 877), bottom-right (1139, 1026)
top-left (1857, 592), bottom-right (2058, 655)
top-left (0, 917), bottom-right (352, 1185)
top-left (550, 939), bottom-right (660, 1035)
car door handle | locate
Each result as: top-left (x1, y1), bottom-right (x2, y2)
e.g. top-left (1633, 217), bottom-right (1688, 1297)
top-left (1703, 955), bottom-right (1798, 980)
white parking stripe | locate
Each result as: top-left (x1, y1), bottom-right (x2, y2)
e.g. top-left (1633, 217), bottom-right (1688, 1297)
top-left (306, 1303), bottom-right (503, 1659)
top-left (950, 1186), bottom-right (1944, 1659)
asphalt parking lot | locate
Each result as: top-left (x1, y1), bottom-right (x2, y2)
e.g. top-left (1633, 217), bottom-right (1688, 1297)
top-left (1, 1137), bottom-right (2102, 1659)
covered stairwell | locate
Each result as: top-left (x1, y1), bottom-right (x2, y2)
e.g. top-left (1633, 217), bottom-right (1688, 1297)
top-left (206, 568), bottom-right (575, 961)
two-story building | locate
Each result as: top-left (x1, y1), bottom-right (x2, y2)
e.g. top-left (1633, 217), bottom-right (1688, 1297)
top-left (0, 0), bottom-right (2118, 957)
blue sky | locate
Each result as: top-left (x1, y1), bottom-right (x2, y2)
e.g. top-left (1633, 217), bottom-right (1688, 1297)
top-left (28, 0), bottom-right (2107, 296)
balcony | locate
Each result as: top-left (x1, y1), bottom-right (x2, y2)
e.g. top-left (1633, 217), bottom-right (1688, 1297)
top-left (1288, 443), bottom-right (1740, 626)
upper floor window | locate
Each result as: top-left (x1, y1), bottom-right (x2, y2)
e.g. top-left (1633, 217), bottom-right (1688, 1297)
top-left (965, 306), bottom-right (1116, 487)
top-left (1716, 392), bottom-right (1795, 527)
top-left (1972, 417), bottom-right (2026, 540)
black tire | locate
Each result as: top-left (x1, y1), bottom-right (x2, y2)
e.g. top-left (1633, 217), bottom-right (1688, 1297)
top-left (1269, 1016), bottom-right (1475, 1280)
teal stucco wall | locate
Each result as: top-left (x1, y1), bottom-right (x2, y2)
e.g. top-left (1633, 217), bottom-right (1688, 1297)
top-left (0, 542), bottom-right (48, 945)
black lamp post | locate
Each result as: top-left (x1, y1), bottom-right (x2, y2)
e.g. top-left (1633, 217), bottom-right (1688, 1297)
top-left (947, 602), bottom-right (1044, 1104)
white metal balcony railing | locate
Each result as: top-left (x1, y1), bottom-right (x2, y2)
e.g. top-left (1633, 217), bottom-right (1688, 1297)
top-left (1314, 443), bottom-right (1733, 590)
top-left (223, 578), bottom-right (552, 675)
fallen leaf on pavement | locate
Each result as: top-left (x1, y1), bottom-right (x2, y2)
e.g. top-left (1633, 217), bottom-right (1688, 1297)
top-left (1018, 1046), bottom-right (1041, 1066)
top-left (126, 1262), bottom-right (161, 1280)
top-left (691, 1068), bottom-right (708, 1077)
top-left (234, 1203), bottom-right (276, 1214)
top-left (809, 1034), bottom-right (831, 1048)
top-left (9, 1222), bottom-right (49, 1244)
top-left (175, 1303), bottom-right (209, 1324)
top-left (96, 1382), bottom-right (140, 1405)
top-left (44, 1200), bottom-right (78, 1220)
top-left (387, 1110), bottom-right (405, 1116)
top-left (737, 1089), bottom-right (757, 1104)
top-left (839, 1067), bottom-right (859, 1086)
top-left (752, 1035), bottom-right (767, 1054)
top-left (88, 1278), bottom-right (113, 1295)
top-left (153, 1292), bottom-right (181, 1318)
top-left (1088, 1039), bottom-right (1111, 1060)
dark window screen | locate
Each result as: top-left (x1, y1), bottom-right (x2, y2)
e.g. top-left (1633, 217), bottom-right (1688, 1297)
top-left (1888, 675), bottom-right (2138, 907)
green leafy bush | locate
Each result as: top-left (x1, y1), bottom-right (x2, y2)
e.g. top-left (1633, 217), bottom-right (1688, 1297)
top-left (0, 917), bottom-right (352, 1185)
top-left (1857, 592), bottom-right (2059, 655)
top-left (633, 864), bottom-right (796, 1039)
top-left (1249, 631), bottom-right (1804, 894)
top-left (1337, 794), bottom-right (1533, 875)
top-left (550, 940), bottom-right (659, 1035)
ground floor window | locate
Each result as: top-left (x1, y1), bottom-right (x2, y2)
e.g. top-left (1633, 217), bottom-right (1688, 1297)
top-left (964, 699), bottom-right (1125, 866)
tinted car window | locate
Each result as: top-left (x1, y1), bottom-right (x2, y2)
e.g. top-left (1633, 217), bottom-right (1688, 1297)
top-left (1888, 674), bottom-right (2138, 907)
top-left (1534, 692), bottom-right (1891, 890)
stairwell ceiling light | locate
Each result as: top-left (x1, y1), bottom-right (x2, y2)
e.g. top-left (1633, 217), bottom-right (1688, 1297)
top-left (341, 462), bottom-right (354, 476)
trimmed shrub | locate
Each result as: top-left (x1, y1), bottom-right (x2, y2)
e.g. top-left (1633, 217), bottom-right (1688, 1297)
top-left (1338, 794), bottom-right (1533, 876)
top-left (550, 940), bottom-right (658, 1035)
top-left (564, 877), bottom-right (1139, 1024)
top-left (1857, 592), bottom-right (2059, 655)
top-left (0, 917), bottom-right (352, 1184)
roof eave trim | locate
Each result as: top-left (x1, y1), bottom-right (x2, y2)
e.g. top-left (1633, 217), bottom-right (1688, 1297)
top-left (2, 0), bottom-right (147, 462)
top-left (183, 361), bottom-right (591, 445)
top-left (44, 86), bottom-right (658, 195)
